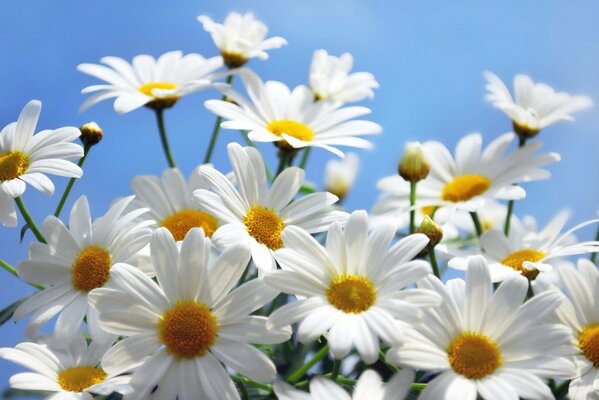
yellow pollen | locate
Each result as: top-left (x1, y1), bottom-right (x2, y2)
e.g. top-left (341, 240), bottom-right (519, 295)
top-left (441, 175), bottom-right (491, 203)
top-left (500, 249), bottom-right (545, 280)
top-left (138, 81), bottom-right (178, 97)
top-left (71, 245), bottom-right (111, 292)
top-left (161, 209), bottom-right (219, 241)
top-left (267, 120), bottom-right (315, 143)
top-left (158, 300), bottom-right (218, 359)
top-left (57, 366), bottom-right (106, 392)
top-left (243, 206), bottom-right (284, 250)
top-left (447, 332), bottom-right (502, 380)
top-left (579, 323), bottom-right (599, 367)
top-left (326, 274), bottom-right (377, 314)
top-left (0, 151), bottom-right (29, 182)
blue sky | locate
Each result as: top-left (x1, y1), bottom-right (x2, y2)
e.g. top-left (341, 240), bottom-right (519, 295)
top-left (0, 0), bottom-right (598, 394)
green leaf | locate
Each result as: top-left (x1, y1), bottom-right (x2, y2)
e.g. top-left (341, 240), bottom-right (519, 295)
top-left (19, 223), bottom-right (30, 244)
top-left (0, 295), bottom-right (31, 327)
top-left (299, 183), bottom-right (317, 195)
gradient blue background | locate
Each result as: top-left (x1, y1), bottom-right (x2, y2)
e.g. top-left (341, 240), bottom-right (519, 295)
top-left (1, 0), bottom-right (598, 396)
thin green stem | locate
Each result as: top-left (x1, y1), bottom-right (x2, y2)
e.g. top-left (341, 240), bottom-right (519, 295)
top-left (276, 150), bottom-right (291, 177)
top-left (15, 197), bottom-right (45, 243)
top-left (231, 375), bottom-right (272, 393)
top-left (299, 147), bottom-right (312, 170)
top-left (287, 343), bottom-right (330, 384)
top-left (504, 135), bottom-right (527, 236)
top-left (429, 245), bottom-right (441, 278)
top-left (409, 181), bottom-right (417, 234)
top-left (155, 108), bottom-right (176, 168)
top-left (53, 145), bottom-right (91, 218)
top-left (378, 349), bottom-right (399, 373)
top-left (204, 74), bottom-right (234, 164)
top-left (470, 211), bottom-right (483, 238)
top-left (0, 259), bottom-right (44, 290)
top-left (591, 225), bottom-right (599, 264)
top-left (331, 359), bottom-right (341, 381)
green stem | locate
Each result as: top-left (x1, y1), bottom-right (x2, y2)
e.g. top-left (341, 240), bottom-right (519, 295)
top-left (0, 259), bottom-right (44, 290)
top-left (470, 211), bottom-right (483, 238)
top-left (504, 136), bottom-right (527, 236)
top-left (15, 197), bottom-right (46, 243)
top-left (231, 375), bottom-right (272, 393)
top-left (155, 108), bottom-right (176, 168)
top-left (378, 349), bottom-right (399, 373)
top-left (299, 147), bottom-right (312, 170)
top-left (331, 359), bottom-right (341, 381)
top-left (591, 225), bottom-right (599, 264)
top-left (276, 150), bottom-right (291, 177)
top-left (204, 74), bottom-right (234, 164)
top-left (53, 145), bottom-right (91, 218)
top-left (287, 343), bottom-right (330, 384)
top-left (429, 245), bottom-right (441, 278)
top-left (409, 181), bottom-right (417, 234)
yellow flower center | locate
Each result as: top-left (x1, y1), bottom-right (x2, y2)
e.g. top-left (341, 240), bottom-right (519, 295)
top-left (500, 248), bottom-right (545, 280)
top-left (267, 120), bottom-right (315, 143)
top-left (138, 81), bottom-right (178, 97)
top-left (243, 205), bottom-right (284, 250)
top-left (221, 51), bottom-right (249, 69)
top-left (57, 366), bottom-right (107, 393)
top-left (441, 175), bottom-right (491, 203)
top-left (447, 332), bottom-right (502, 380)
top-left (71, 245), bottom-right (112, 292)
top-left (158, 300), bottom-right (219, 359)
top-left (326, 274), bottom-right (377, 314)
top-left (161, 209), bottom-right (219, 241)
top-left (579, 323), bottom-right (599, 367)
top-left (0, 151), bottom-right (29, 182)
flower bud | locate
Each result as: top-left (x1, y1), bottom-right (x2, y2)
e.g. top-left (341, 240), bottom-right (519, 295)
top-left (79, 122), bottom-right (103, 147)
top-left (398, 142), bottom-right (429, 182)
top-left (325, 153), bottom-right (359, 200)
top-left (415, 216), bottom-right (443, 248)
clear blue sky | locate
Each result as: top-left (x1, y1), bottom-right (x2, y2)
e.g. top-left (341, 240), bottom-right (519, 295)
top-left (1, 0), bottom-right (598, 395)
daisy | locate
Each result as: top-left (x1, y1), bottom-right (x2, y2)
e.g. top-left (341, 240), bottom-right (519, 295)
top-left (0, 334), bottom-right (131, 399)
top-left (0, 100), bottom-right (83, 227)
top-left (386, 256), bottom-right (576, 400)
top-left (447, 200), bottom-right (521, 235)
top-left (194, 142), bottom-right (347, 273)
top-left (129, 167), bottom-right (219, 241)
top-left (198, 12), bottom-right (287, 69)
top-left (14, 195), bottom-right (154, 342)
top-left (88, 228), bottom-right (291, 400)
top-left (273, 369), bottom-right (414, 400)
top-left (309, 50), bottom-right (379, 103)
top-left (204, 70), bottom-right (381, 157)
top-left (78, 50), bottom-right (223, 113)
top-left (265, 210), bottom-right (441, 363)
top-left (484, 71), bottom-right (592, 138)
top-left (324, 152), bottom-right (359, 199)
top-left (375, 132), bottom-right (559, 212)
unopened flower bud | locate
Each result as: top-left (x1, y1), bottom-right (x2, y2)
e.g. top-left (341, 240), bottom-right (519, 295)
top-left (79, 122), bottom-right (103, 147)
top-left (398, 142), bottom-right (429, 182)
top-left (415, 216), bottom-right (443, 248)
top-left (325, 153), bottom-right (359, 200)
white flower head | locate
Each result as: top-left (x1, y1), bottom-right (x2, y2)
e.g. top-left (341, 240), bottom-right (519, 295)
top-left (309, 49), bottom-right (378, 103)
top-left (198, 12), bottom-right (287, 68)
top-left (88, 228), bottom-right (291, 400)
top-left (0, 100), bottom-right (83, 227)
top-left (194, 142), bottom-right (347, 273)
top-left (78, 50), bottom-right (223, 113)
top-left (205, 70), bottom-right (382, 157)
top-left (324, 152), bottom-right (359, 199)
top-left (0, 334), bottom-right (131, 399)
top-left (14, 195), bottom-right (154, 342)
top-left (386, 256), bottom-right (576, 400)
top-left (265, 210), bottom-right (440, 363)
top-left (274, 369), bottom-right (414, 400)
top-left (484, 71), bottom-right (592, 137)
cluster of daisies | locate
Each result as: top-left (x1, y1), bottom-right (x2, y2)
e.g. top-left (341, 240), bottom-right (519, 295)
top-left (0, 10), bottom-right (598, 400)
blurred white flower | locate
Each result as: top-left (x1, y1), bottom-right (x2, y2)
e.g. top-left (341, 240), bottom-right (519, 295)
top-left (324, 152), bottom-right (359, 199)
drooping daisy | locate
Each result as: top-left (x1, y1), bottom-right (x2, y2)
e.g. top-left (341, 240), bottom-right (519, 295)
top-left (0, 334), bottom-right (131, 399)
top-left (198, 12), bottom-right (287, 69)
top-left (194, 142), bottom-right (347, 273)
top-left (0, 100), bottom-right (83, 227)
top-left (309, 50), bottom-right (379, 103)
top-left (88, 228), bottom-right (291, 400)
top-left (129, 167), bottom-right (219, 241)
top-left (204, 70), bottom-right (381, 157)
top-left (386, 256), bottom-right (576, 400)
top-left (265, 210), bottom-right (440, 363)
top-left (273, 369), bottom-right (414, 400)
top-left (324, 152), bottom-right (359, 199)
top-left (484, 71), bottom-right (592, 138)
top-left (376, 132), bottom-right (559, 211)
top-left (14, 195), bottom-right (154, 342)
top-left (78, 50), bottom-right (223, 113)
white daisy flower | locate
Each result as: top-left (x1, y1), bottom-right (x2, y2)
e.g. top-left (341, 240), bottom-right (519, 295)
top-left (386, 256), bottom-right (576, 400)
top-left (88, 228), bottom-right (291, 400)
top-left (309, 50), bottom-right (379, 103)
top-left (447, 200), bottom-right (521, 235)
top-left (0, 100), bottom-right (83, 227)
top-left (484, 71), bottom-right (592, 138)
top-left (198, 12), bottom-right (287, 68)
top-left (194, 142), bottom-right (347, 273)
top-left (130, 167), bottom-right (220, 241)
top-left (448, 213), bottom-right (599, 282)
top-left (376, 132), bottom-right (559, 212)
top-left (204, 70), bottom-right (381, 157)
top-left (265, 210), bottom-right (440, 363)
top-left (78, 50), bottom-right (223, 113)
top-left (324, 152), bottom-right (359, 199)
top-left (273, 369), bottom-right (414, 400)
top-left (14, 195), bottom-right (154, 342)
top-left (0, 334), bottom-right (131, 399)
